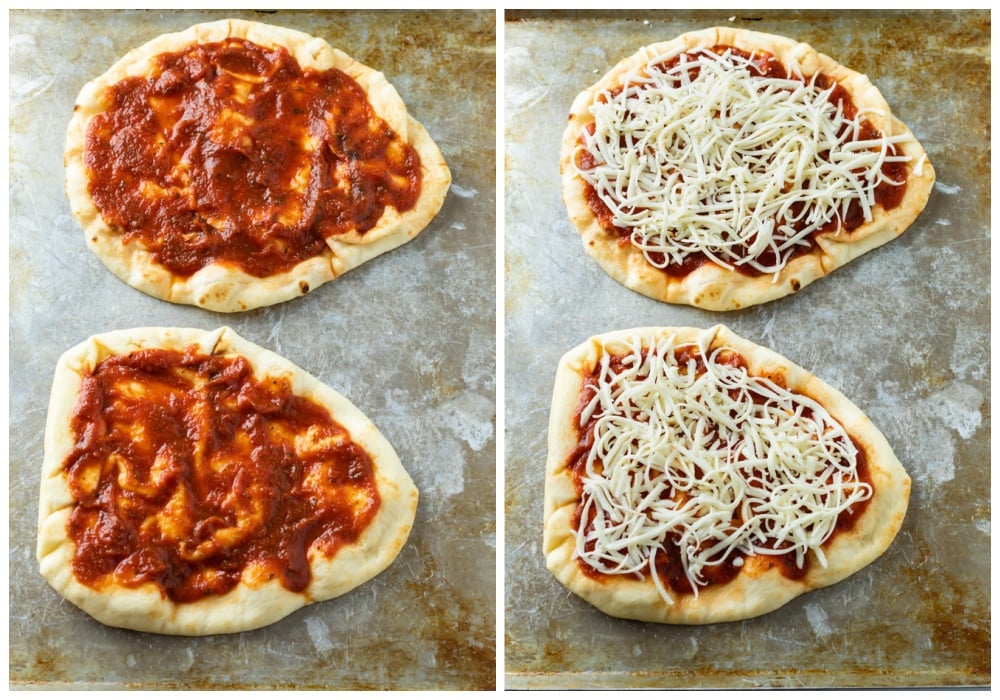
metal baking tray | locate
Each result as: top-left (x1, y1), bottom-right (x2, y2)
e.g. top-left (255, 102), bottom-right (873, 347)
top-left (10, 8), bottom-right (496, 690)
top-left (504, 9), bottom-right (989, 689)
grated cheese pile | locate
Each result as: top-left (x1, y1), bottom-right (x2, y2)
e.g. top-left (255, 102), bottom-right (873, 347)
top-left (576, 46), bottom-right (912, 275)
top-left (575, 331), bottom-right (872, 603)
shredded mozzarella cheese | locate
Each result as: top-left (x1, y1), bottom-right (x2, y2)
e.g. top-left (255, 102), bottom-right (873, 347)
top-left (575, 331), bottom-right (872, 603)
top-left (576, 47), bottom-right (912, 276)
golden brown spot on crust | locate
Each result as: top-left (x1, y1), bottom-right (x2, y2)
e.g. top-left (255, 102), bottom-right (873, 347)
top-left (299, 281), bottom-right (310, 294)
top-left (790, 278), bottom-right (801, 291)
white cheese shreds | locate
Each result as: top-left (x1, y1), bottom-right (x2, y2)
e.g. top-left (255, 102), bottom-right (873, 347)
top-left (574, 331), bottom-right (872, 604)
top-left (576, 47), bottom-right (912, 276)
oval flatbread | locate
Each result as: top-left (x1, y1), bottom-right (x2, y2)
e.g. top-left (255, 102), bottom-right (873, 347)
top-left (544, 324), bottom-right (910, 624)
top-left (37, 326), bottom-right (418, 635)
top-left (65, 19), bottom-right (451, 311)
top-left (560, 27), bottom-right (935, 310)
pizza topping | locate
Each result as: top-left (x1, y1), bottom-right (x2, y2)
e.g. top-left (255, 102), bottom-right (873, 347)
top-left (570, 330), bottom-right (872, 603)
top-left (575, 45), bottom-right (913, 277)
top-left (84, 37), bottom-right (422, 278)
top-left (62, 346), bottom-right (380, 603)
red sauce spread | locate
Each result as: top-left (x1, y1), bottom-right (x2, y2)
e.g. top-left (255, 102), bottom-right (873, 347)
top-left (84, 38), bottom-right (422, 278)
top-left (62, 346), bottom-right (380, 603)
top-left (577, 45), bottom-right (908, 278)
top-left (567, 343), bottom-right (872, 593)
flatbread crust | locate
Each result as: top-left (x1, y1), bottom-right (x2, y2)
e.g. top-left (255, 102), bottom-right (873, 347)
top-left (37, 326), bottom-right (418, 635)
top-left (560, 27), bottom-right (935, 310)
top-left (65, 19), bottom-right (451, 312)
top-left (544, 324), bottom-right (910, 624)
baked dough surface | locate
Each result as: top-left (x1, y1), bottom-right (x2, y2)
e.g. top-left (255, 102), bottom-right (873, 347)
top-left (65, 19), bottom-right (451, 312)
top-left (560, 27), bottom-right (935, 310)
top-left (37, 326), bottom-right (418, 635)
top-left (543, 324), bottom-right (910, 624)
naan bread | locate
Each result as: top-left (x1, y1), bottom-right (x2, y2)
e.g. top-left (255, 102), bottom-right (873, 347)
top-left (544, 324), bottom-right (910, 623)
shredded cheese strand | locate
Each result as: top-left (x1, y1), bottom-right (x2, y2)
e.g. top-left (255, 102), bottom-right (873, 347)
top-left (575, 331), bottom-right (872, 604)
top-left (576, 47), bottom-right (911, 276)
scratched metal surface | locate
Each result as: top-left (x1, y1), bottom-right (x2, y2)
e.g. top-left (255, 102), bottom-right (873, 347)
top-left (504, 9), bottom-right (989, 689)
top-left (10, 9), bottom-right (496, 690)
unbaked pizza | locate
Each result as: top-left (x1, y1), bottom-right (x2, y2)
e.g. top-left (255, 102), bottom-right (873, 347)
top-left (544, 325), bottom-right (910, 624)
top-left (561, 27), bottom-right (935, 310)
top-left (37, 326), bottom-right (418, 635)
top-left (64, 19), bottom-right (451, 311)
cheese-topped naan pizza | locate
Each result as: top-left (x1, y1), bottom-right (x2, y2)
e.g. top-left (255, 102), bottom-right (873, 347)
top-left (544, 325), bottom-right (910, 623)
top-left (561, 27), bottom-right (934, 310)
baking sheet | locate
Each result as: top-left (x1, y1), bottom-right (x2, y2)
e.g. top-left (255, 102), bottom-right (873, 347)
top-left (9, 9), bottom-right (496, 690)
top-left (504, 9), bottom-right (989, 689)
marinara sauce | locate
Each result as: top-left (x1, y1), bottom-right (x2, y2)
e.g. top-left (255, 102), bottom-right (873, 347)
top-left (567, 344), bottom-right (872, 592)
top-left (577, 45), bottom-right (908, 278)
top-left (62, 346), bottom-right (380, 603)
top-left (84, 38), bottom-right (422, 279)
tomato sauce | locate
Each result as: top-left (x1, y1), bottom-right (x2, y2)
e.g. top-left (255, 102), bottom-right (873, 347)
top-left (85, 38), bottom-right (422, 278)
top-left (63, 346), bottom-right (380, 602)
